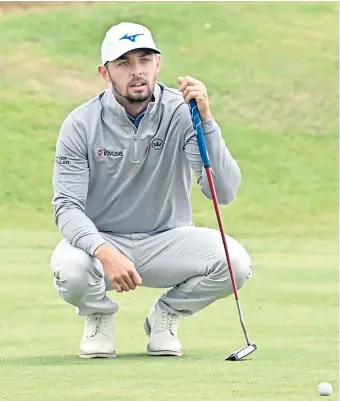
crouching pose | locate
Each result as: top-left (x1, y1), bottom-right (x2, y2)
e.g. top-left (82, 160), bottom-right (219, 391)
top-left (51, 22), bottom-right (253, 358)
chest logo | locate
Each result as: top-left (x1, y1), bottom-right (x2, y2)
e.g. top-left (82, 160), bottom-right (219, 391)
top-left (96, 148), bottom-right (123, 157)
top-left (151, 139), bottom-right (164, 150)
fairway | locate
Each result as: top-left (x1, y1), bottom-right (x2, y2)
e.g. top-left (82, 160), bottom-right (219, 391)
top-left (0, 2), bottom-right (338, 400)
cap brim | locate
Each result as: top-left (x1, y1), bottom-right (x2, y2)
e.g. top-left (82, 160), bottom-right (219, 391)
top-left (102, 46), bottom-right (161, 64)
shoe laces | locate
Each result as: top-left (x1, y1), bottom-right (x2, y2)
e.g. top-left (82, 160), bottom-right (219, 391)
top-left (159, 311), bottom-right (179, 332)
top-left (86, 314), bottom-right (109, 338)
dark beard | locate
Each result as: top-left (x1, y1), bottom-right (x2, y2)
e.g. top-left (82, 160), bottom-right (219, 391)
top-left (108, 73), bottom-right (152, 103)
top-left (125, 92), bottom-right (151, 103)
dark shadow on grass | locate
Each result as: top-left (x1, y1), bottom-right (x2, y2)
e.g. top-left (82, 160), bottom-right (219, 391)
top-left (0, 353), bottom-right (188, 366)
top-left (0, 352), bottom-right (253, 366)
top-left (117, 352), bottom-right (189, 360)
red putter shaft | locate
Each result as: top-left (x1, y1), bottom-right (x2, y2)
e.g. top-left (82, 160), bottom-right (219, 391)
top-left (205, 167), bottom-right (239, 301)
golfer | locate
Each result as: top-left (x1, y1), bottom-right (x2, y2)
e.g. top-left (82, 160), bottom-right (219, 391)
top-left (51, 22), bottom-right (253, 358)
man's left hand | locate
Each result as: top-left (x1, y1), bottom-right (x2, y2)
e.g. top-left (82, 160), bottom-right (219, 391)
top-left (178, 76), bottom-right (212, 122)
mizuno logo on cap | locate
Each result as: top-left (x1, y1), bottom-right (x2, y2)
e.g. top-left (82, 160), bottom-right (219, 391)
top-left (119, 33), bottom-right (144, 43)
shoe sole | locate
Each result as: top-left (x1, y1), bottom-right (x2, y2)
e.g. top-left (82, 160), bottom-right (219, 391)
top-left (79, 352), bottom-right (116, 359)
top-left (144, 318), bottom-right (182, 357)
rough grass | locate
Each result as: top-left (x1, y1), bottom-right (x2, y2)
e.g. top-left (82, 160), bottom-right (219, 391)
top-left (0, 1), bottom-right (337, 240)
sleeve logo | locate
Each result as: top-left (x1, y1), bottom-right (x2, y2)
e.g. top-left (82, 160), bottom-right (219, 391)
top-left (56, 156), bottom-right (70, 165)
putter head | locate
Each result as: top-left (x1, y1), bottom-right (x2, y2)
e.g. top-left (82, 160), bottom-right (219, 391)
top-left (225, 344), bottom-right (257, 361)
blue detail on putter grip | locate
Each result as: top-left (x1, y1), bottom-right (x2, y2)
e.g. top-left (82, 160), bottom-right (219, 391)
top-left (188, 99), bottom-right (210, 168)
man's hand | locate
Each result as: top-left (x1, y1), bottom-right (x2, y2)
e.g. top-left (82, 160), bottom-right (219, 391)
top-left (178, 76), bottom-right (212, 121)
top-left (94, 243), bottom-right (142, 293)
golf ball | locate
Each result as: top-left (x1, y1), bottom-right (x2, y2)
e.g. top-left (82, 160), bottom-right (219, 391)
top-left (318, 382), bottom-right (332, 396)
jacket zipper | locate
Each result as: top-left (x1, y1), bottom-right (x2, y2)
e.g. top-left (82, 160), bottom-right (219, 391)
top-left (134, 133), bottom-right (138, 160)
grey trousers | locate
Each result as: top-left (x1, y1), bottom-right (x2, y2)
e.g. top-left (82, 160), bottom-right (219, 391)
top-left (50, 226), bottom-right (253, 317)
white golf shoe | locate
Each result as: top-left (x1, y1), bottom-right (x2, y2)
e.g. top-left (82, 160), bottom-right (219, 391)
top-left (144, 304), bottom-right (182, 356)
top-left (79, 313), bottom-right (116, 358)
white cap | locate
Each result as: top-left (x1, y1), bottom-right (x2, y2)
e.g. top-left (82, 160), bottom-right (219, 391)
top-left (101, 22), bottom-right (161, 64)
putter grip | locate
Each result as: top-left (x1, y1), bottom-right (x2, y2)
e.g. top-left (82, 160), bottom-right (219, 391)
top-left (188, 99), bottom-right (210, 168)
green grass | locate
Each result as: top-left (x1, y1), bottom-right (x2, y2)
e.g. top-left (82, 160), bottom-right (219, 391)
top-left (0, 2), bottom-right (338, 400)
top-left (0, 231), bottom-right (338, 401)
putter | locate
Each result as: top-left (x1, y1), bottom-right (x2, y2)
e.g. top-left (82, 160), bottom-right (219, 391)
top-left (188, 99), bottom-right (257, 361)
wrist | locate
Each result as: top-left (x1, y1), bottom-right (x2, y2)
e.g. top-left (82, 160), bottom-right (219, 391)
top-left (94, 243), bottom-right (112, 261)
top-left (200, 110), bottom-right (213, 122)
top-left (94, 243), bottom-right (124, 263)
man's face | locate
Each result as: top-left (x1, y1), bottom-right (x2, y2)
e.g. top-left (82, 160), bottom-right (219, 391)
top-left (100, 49), bottom-right (161, 103)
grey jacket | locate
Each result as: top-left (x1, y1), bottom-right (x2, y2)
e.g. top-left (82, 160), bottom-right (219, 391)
top-left (52, 83), bottom-right (241, 255)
